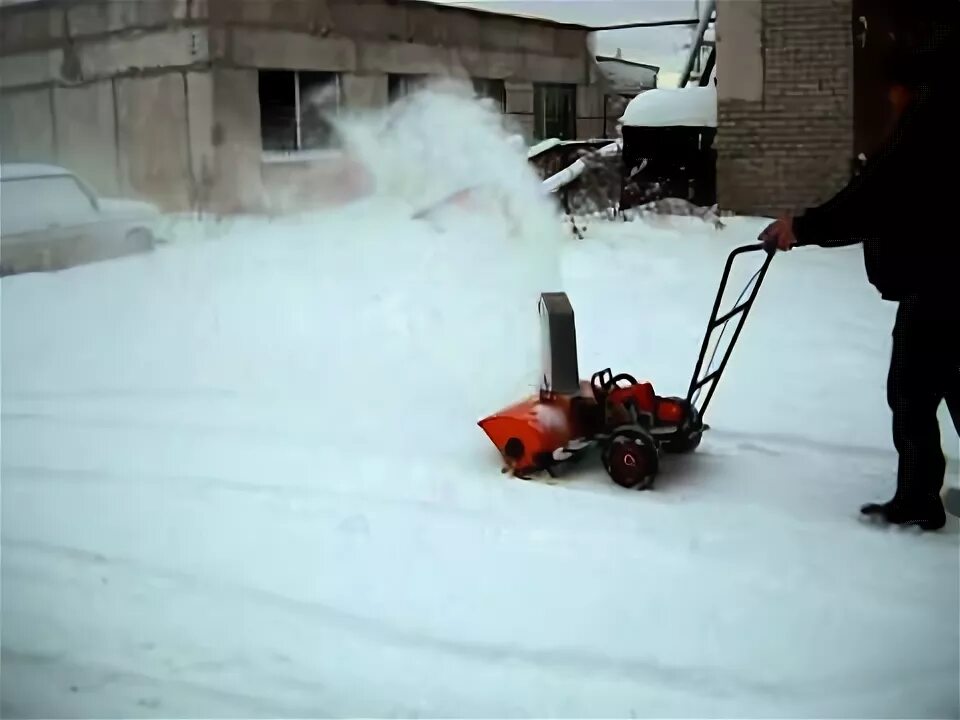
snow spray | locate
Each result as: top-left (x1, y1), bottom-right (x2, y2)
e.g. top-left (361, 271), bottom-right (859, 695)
top-left (3, 83), bottom-right (568, 457)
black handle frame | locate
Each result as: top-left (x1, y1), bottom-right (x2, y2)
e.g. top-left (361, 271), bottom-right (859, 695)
top-left (684, 243), bottom-right (774, 421)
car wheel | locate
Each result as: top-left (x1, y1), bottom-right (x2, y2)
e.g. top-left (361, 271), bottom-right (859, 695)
top-left (125, 227), bottom-right (156, 253)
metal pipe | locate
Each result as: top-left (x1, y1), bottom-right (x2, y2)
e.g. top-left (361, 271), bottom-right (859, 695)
top-left (587, 18), bottom-right (700, 30)
top-left (678, 0), bottom-right (717, 87)
top-left (693, 0), bottom-right (701, 73)
top-left (699, 46), bottom-right (717, 86)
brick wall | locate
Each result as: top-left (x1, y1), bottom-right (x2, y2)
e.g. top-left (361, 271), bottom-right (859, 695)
top-left (716, 0), bottom-right (853, 216)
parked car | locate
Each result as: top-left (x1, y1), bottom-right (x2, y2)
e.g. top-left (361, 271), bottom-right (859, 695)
top-left (0, 164), bottom-right (162, 277)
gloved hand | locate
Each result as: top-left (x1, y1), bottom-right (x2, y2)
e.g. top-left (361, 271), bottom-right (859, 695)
top-left (758, 216), bottom-right (798, 253)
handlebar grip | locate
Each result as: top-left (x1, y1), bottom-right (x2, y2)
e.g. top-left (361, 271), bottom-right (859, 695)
top-left (732, 242), bottom-right (770, 254)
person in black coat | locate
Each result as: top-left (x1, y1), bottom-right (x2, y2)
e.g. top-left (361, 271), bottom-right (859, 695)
top-left (759, 33), bottom-right (959, 531)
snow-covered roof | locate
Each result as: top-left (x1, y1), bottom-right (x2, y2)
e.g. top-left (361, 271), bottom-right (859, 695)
top-left (422, 0), bottom-right (699, 30)
top-left (0, 163), bottom-right (73, 180)
top-left (406, 0), bottom-right (590, 29)
top-left (595, 56), bottom-right (659, 93)
top-left (620, 84), bottom-right (717, 128)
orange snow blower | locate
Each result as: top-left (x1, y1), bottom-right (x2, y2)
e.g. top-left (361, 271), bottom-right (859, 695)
top-left (479, 243), bottom-right (774, 489)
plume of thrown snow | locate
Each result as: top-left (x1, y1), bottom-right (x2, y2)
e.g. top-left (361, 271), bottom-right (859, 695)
top-left (334, 79), bottom-right (562, 261)
top-left (2, 84), bottom-right (567, 458)
top-left (323, 81), bottom-right (567, 430)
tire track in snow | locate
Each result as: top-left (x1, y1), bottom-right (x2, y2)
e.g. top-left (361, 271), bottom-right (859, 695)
top-left (1, 462), bottom-right (495, 526)
top-left (0, 405), bottom-right (485, 466)
top-left (6, 419), bottom-right (956, 618)
top-left (1, 536), bottom-right (835, 704)
top-left (1, 409), bottom-right (314, 444)
top-left (11, 530), bottom-right (956, 710)
top-left (0, 461), bottom-right (782, 605)
top-left (4, 405), bottom-right (932, 464)
top-left (4, 461), bottom-right (897, 597)
top-left (706, 428), bottom-right (896, 460)
top-left (2, 568), bottom-right (346, 717)
top-left (7, 449), bottom-right (956, 597)
top-left (1, 387), bottom-right (239, 401)
top-left (0, 403), bottom-right (930, 509)
top-left (1, 647), bottom-right (318, 718)
top-left (9, 389), bottom-right (954, 473)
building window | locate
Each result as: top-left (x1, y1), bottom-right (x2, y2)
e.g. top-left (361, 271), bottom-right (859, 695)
top-left (258, 69), bottom-right (341, 153)
top-left (388, 73), bottom-right (429, 102)
top-left (534, 83), bottom-right (577, 141)
top-left (472, 78), bottom-right (506, 112)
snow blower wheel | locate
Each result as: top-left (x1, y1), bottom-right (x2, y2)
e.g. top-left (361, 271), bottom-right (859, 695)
top-left (602, 426), bottom-right (659, 490)
top-left (661, 399), bottom-right (704, 454)
top-left (664, 429), bottom-right (703, 454)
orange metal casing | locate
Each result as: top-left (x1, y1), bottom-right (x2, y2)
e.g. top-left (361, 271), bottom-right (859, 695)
top-left (478, 382), bottom-right (596, 474)
top-left (656, 398), bottom-right (685, 424)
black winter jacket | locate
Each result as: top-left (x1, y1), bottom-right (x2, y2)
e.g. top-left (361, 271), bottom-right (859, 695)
top-left (791, 39), bottom-right (958, 302)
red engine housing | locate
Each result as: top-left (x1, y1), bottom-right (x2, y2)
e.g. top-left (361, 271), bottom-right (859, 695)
top-left (605, 382), bottom-right (686, 427)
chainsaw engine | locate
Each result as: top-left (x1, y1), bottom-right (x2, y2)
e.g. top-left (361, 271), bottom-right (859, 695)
top-left (592, 370), bottom-right (682, 427)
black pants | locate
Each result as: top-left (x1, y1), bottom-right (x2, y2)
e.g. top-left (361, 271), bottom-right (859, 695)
top-left (888, 296), bottom-right (960, 501)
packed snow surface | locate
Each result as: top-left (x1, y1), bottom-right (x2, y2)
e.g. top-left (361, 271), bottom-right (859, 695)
top-left (3, 89), bottom-right (959, 719)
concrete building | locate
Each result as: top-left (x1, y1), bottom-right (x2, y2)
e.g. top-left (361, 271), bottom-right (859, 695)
top-left (0, 0), bottom-right (609, 214)
top-left (713, 0), bottom-right (955, 216)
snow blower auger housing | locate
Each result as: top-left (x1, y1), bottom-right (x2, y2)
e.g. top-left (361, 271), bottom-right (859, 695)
top-left (478, 243), bottom-right (774, 490)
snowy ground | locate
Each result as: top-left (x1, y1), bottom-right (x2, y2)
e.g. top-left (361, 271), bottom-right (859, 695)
top-left (3, 91), bottom-right (959, 719)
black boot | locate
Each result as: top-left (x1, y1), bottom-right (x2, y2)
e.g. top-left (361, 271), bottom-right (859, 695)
top-left (860, 494), bottom-right (947, 531)
top-left (871, 298), bottom-right (953, 533)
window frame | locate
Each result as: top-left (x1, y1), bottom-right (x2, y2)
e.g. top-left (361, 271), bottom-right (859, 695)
top-left (387, 73), bottom-right (430, 103)
top-left (533, 83), bottom-right (578, 141)
top-left (258, 69), bottom-right (342, 157)
top-left (472, 77), bottom-right (507, 112)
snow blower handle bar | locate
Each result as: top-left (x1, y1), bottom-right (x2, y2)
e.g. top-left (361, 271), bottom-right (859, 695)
top-left (685, 242), bottom-right (774, 421)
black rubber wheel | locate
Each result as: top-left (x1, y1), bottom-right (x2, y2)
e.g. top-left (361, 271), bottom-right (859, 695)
top-left (672, 431), bottom-right (703, 453)
top-left (125, 227), bottom-right (156, 254)
top-left (602, 425), bottom-right (659, 490)
top-left (661, 398), bottom-right (704, 454)
top-left (663, 430), bottom-right (702, 454)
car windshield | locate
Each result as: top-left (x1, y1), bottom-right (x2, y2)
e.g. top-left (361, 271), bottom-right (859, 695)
top-left (0, 175), bottom-right (99, 237)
